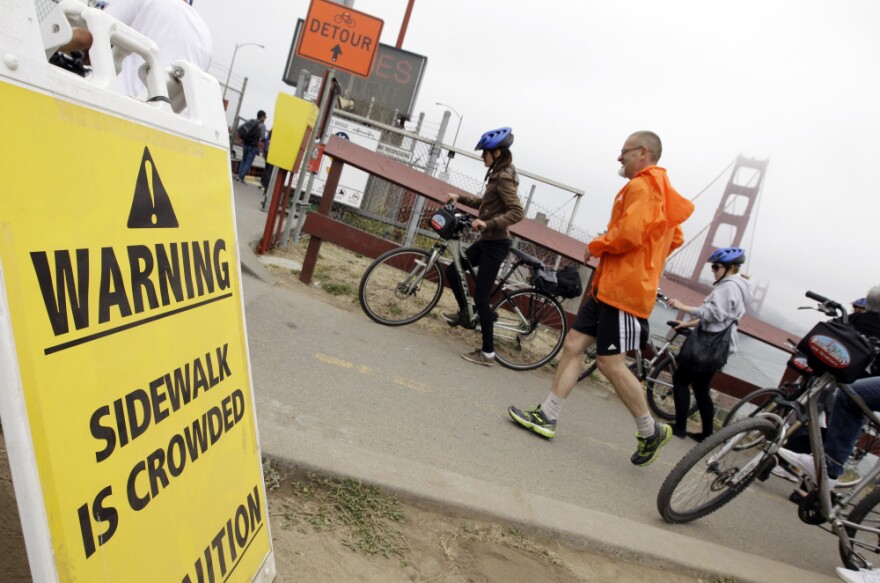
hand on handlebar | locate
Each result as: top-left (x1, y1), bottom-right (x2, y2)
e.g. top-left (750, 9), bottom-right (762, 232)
top-left (448, 193), bottom-right (460, 204)
top-left (471, 218), bottom-right (487, 232)
top-left (668, 298), bottom-right (687, 312)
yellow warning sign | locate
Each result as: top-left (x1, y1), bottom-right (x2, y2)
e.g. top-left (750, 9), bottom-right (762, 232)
top-left (0, 81), bottom-right (271, 581)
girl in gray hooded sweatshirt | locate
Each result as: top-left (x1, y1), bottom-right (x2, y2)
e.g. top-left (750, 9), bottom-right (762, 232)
top-left (667, 247), bottom-right (752, 441)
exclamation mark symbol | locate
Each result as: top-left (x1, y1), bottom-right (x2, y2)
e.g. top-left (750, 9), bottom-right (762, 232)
top-left (127, 147), bottom-right (179, 229)
top-left (144, 159), bottom-right (159, 227)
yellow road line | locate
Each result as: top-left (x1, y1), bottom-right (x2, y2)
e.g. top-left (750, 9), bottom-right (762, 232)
top-left (313, 353), bottom-right (433, 393)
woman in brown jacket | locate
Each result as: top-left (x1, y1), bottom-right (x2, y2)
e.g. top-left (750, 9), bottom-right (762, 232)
top-left (443, 127), bottom-right (524, 366)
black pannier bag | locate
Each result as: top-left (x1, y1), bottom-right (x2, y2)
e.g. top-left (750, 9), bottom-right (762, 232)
top-left (796, 320), bottom-right (874, 383)
top-left (534, 265), bottom-right (582, 299)
top-left (554, 265), bottom-right (583, 299)
top-left (430, 207), bottom-right (459, 239)
top-left (533, 268), bottom-right (557, 295)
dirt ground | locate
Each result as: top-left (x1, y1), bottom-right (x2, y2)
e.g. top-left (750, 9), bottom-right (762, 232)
top-left (0, 240), bottom-right (728, 582)
top-left (0, 435), bottom-right (711, 582)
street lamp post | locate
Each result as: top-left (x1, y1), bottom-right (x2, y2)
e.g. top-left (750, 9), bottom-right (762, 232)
top-left (435, 102), bottom-right (462, 172)
top-left (223, 42), bottom-right (265, 103)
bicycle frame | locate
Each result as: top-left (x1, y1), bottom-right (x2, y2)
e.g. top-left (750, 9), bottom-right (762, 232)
top-left (421, 236), bottom-right (545, 336)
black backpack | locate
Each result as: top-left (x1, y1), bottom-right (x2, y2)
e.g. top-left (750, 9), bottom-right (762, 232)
top-left (237, 119), bottom-right (262, 145)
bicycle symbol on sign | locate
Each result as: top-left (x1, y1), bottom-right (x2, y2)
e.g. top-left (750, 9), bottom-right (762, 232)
top-left (334, 12), bottom-right (356, 27)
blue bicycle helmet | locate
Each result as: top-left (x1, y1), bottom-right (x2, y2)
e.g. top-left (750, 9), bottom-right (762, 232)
top-left (853, 297), bottom-right (867, 309)
top-left (475, 127), bottom-right (514, 151)
top-left (707, 247), bottom-right (746, 266)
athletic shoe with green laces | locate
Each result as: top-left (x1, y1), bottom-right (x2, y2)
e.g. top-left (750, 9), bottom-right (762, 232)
top-left (631, 423), bottom-right (671, 467)
top-left (508, 405), bottom-right (557, 439)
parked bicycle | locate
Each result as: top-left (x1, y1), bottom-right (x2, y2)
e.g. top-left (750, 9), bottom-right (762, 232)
top-left (656, 291), bottom-right (880, 570)
top-left (578, 291), bottom-right (698, 422)
top-left (357, 201), bottom-right (572, 371)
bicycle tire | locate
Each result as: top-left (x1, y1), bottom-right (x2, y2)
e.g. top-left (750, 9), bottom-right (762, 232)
top-left (722, 388), bottom-right (786, 427)
top-left (491, 290), bottom-right (567, 371)
top-left (577, 346), bottom-right (598, 382)
top-left (657, 417), bottom-right (778, 524)
top-left (645, 356), bottom-right (697, 422)
top-left (840, 486), bottom-right (880, 569)
top-left (358, 247), bottom-right (444, 326)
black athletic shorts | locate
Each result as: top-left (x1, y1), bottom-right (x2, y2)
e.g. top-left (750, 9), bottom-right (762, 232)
top-left (571, 294), bottom-right (649, 356)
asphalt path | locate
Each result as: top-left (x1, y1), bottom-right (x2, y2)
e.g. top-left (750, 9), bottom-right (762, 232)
top-left (232, 183), bottom-right (839, 580)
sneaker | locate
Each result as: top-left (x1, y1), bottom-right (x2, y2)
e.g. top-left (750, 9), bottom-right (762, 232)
top-left (770, 460), bottom-right (800, 483)
top-left (508, 405), bottom-right (557, 439)
top-left (461, 349), bottom-right (494, 367)
top-left (441, 311), bottom-right (461, 327)
top-left (631, 423), bottom-right (672, 467)
top-left (777, 448), bottom-right (838, 489)
top-left (836, 567), bottom-right (880, 583)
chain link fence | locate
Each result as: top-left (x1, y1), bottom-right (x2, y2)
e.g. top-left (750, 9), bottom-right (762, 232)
top-left (318, 110), bottom-right (588, 273)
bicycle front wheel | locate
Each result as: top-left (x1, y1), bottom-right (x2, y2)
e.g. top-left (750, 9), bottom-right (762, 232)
top-left (645, 356), bottom-right (697, 422)
top-left (358, 248), bottom-right (444, 326)
top-left (577, 345), bottom-right (598, 382)
top-left (657, 417), bottom-right (778, 523)
top-left (491, 290), bottom-right (567, 371)
top-left (840, 487), bottom-right (880, 569)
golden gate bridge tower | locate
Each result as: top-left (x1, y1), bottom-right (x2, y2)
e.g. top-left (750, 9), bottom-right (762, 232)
top-left (664, 155), bottom-right (769, 313)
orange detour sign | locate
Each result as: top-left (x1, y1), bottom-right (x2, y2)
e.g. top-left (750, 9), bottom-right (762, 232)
top-left (296, 0), bottom-right (384, 78)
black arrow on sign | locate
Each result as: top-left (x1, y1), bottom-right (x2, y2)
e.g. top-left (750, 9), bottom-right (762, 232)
top-left (331, 44), bottom-right (342, 62)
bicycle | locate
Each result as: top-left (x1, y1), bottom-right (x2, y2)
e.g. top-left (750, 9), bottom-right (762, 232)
top-left (578, 292), bottom-right (698, 421)
top-left (656, 291), bottom-right (880, 570)
top-left (357, 201), bottom-right (570, 371)
top-left (334, 12), bottom-right (356, 26)
top-left (722, 308), bottom-right (879, 488)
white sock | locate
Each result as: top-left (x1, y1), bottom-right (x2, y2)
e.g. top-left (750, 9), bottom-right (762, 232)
top-left (636, 415), bottom-right (656, 437)
top-left (541, 393), bottom-right (564, 421)
top-left (483, 351), bottom-right (495, 359)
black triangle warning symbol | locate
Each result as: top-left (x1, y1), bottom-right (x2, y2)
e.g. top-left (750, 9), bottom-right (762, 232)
top-left (127, 147), bottom-right (179, 228)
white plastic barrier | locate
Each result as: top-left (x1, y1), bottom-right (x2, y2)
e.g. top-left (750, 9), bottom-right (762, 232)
top-left (0, 2), bottom-right (275, 581)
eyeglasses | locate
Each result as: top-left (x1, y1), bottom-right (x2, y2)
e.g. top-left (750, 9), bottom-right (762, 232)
top-left (710, 264), bottom-right (724, 271)
top-left (620, 146), bottom-right (644, 156)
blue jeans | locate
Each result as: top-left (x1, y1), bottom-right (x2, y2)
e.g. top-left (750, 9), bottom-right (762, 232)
top-left (824, 376), bottom-right (880, 478)
top-left (237, 144), bottom-right (259, 180)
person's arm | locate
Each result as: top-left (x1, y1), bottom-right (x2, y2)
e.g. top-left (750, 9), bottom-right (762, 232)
top-left (58, 28), bottom-right (93, 53)
top-left (669, 225), bottom-right (685, 255)
top-left (588, 180), bottom-right (663, 258)
top-left (448, 191), bottom-right (482, 208)
top-left (483, 173), bottom-right (524, 233)
top-left (690, 284), bottom-right (738, 325)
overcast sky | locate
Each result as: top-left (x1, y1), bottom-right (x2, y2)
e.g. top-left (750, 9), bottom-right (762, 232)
top-left (193, 0), bottom-right (880, 333)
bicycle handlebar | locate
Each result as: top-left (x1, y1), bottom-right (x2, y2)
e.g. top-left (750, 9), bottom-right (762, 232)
top-left (805, 290), bottom-right (831, 304)
top-left (803, 290), bottom-right (847, 322)
top-left (444, 201), bottom-right (484, 233)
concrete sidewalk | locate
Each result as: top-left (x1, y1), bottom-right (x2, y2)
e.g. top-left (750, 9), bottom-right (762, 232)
top-left (230, 182), bottom-right (837, 583)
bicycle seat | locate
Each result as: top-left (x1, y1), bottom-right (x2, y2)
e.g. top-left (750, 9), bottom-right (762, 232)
top-left (509, 248), bottom-right (544, 269)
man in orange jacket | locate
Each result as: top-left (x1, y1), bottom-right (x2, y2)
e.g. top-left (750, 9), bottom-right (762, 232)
top-left (508, 131), bottom-right (695, 466)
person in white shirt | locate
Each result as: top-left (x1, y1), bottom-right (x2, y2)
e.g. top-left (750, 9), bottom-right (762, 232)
top-left (103, 0), bottom-right (212, 97)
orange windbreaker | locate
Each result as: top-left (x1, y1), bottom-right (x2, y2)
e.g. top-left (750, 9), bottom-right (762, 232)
top-left (587, 166), bottom-right (694, 319)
